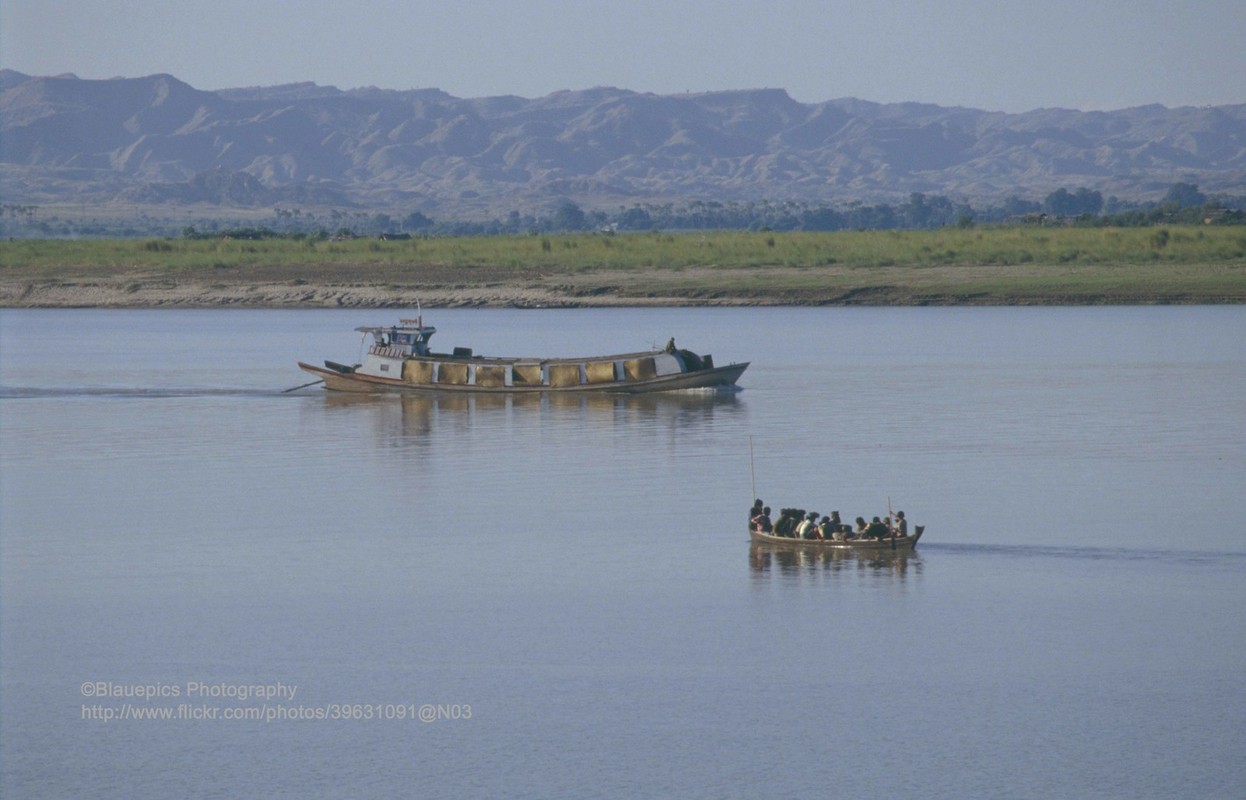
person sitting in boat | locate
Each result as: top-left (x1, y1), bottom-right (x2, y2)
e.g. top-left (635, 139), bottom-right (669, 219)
top-left (817, 515), bottom-right (836, 540)
top-left (797, 512), bottom-right (820, 540)
top-left (750, 499), bottom-right (764, 523)
top-left (776, 509), bottom-right (803, 537)
top-left (829, 512), bottom-right (847, 542)
top-left (853, 517), bottom-right (869, 538)
top-left (865, 516), bottom-right (890, 539)
top-left (751, 506), bottom-right (773, 533)
top-left (664, 337), bottom-right (676, 353)
top-left (893, 510), bottom-right (908, 537)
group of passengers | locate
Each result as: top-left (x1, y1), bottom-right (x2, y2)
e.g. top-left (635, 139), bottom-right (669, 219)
top-left (749, 499), bottom-right (907, 541)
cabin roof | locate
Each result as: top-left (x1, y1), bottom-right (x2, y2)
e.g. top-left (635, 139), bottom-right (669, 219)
top-left (354, 325), bottom-right (436, 335)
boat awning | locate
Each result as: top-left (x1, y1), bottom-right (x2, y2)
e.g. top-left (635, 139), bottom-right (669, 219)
top-left (355, 325), bottom-right (436, 335)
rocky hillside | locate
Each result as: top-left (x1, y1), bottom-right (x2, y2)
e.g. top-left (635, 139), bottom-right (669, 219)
top-left (2, 70), bottom-right (1243, 215)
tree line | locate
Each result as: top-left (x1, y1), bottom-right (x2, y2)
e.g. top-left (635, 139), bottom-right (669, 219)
top-left (386, 183), bottom-right (1245, 237)
top-left (1, 183), bottom-right (1242, 240)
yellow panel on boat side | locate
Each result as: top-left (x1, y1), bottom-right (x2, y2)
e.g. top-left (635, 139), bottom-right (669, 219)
top-left (512, 364), bottom-right (542, 385)
top-left (548, 363), bottom-right (582, 387)
top-left (585, 361), bottom-right (617, 384)
top-left (404, 361), bottom-right (434, 384)
top-left (438, 362), bottom-right (469, 385)
top-left (624, 357), bottom-right (656, 381)
top-left (476, 365), bottom-right (507, 388)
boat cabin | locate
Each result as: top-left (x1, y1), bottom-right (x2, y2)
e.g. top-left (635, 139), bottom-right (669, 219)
top-left (356, 318), bottom-right (436, 357)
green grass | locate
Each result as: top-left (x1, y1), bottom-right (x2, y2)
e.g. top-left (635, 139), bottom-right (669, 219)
top-left (3, 227), bottom-right (1244, 305)
top-left (3, 227), bottom-right (1244, 272)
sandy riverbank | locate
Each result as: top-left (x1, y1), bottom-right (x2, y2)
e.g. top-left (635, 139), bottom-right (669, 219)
top-left (5, 264), bottom-right (1242, 308)
top-left (2, 274), bottom-right (774, 308)
top-left (2, 276), bottom-right (622, 309)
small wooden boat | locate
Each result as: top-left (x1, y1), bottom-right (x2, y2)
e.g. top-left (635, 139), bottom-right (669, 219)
top-left (749, 525), bottom-right (924, 550)
top-left (298, 316), bottom-right (748, 394)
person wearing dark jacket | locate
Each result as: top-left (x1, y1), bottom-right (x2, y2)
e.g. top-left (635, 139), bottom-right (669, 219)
top-left (864, 516), bottom-right (889, 538)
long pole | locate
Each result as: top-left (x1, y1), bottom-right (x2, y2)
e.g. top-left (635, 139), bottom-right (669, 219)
top-left (281, 379), bottom-right (323, 393)
top-left (888, 495), bottom-right (896, 550)
top-left (749, 435), bottom-right (757, 502)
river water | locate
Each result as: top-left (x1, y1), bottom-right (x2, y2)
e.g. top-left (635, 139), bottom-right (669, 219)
top-left (2, 306), bottom-right (1244, 799)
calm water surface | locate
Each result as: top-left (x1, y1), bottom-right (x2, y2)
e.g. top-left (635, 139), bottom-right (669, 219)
top-left (2, 307), bottom-right (1244, 798)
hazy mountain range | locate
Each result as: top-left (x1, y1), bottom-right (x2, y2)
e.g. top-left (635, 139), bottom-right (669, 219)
top-left (2, 70), bottom-right (1244, 216)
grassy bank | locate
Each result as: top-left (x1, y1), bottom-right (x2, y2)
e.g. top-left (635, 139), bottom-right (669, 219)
top-left (3, 227), bottom-right (1245, 306)
top-left (5, 226), bottom-right (1246, 270)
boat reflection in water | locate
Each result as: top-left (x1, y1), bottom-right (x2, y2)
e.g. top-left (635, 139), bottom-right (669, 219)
top-left (315, 387), bottom-right (743, 448)
top-left (749, 542), bottom-right (922, 580)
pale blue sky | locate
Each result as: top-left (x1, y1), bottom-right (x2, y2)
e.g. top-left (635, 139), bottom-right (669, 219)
top-left (2, 0), bottom-right (1243, 112)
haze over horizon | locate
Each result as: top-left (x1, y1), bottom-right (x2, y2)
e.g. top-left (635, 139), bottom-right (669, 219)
top-left (3, 0), bottom-right (1243, 114)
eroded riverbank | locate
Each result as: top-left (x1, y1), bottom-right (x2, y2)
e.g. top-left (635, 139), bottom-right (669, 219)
top-left (4, 264), bottom-right (1242, 307)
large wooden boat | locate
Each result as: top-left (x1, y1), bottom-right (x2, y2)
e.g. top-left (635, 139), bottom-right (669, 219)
top-left (749, 526), bottom-right (924, 550)
top-left (298, 317), bottom-right (748, 394)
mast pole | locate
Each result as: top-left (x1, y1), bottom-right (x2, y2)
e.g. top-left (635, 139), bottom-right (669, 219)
top-left (749, 435), bottom-right (757, 502)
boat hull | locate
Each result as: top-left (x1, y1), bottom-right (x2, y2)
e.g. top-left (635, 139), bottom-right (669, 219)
top-left (749, 527), bottom-right (922, 550)
top-left (298, 360), bottom-right (749, 394)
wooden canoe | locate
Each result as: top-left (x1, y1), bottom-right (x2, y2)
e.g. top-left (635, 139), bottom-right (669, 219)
top-left (749, 525), bottom-right (924, 550)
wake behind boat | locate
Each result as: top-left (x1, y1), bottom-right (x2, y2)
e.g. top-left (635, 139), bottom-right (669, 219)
top-left (298, 316), bottom-right (748, 394)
